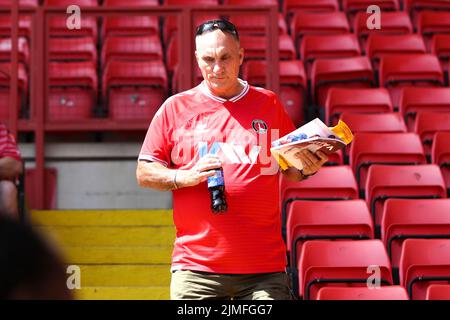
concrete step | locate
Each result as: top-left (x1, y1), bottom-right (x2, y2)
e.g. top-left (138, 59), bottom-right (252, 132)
top-left (63, 246), bottom-right (172, 264)
top-left (75, 286), bottom-right (170, 300)
top-left (77, 264), bottom-right (171, 287)
top-left (35, 226), bottom-right (175, 246)
top-left (31, 209), bottom-right (174, 226)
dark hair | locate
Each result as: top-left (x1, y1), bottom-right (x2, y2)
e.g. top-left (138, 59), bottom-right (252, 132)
top-left (0, 217), bottom-right (72, 299)
top-left (195, 19), bottom-right (239, 42)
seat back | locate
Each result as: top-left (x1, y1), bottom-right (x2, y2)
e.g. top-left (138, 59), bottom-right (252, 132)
top-left (317, 285), bottom-right (408, 300)
top-left (299, 240), bottom-right (392, 299)
top-left (325, 87), bottom-right (392, 125)
top-left (382, 198), bottom-right (450, 270)
top-left (400, 238), bottom-right (450, 299)
top-left (415, 112), bottom-right (450, 156)
top-left (350, 132), bottom-right (426, 191)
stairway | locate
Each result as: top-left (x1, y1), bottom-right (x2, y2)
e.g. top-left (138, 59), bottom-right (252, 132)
top-left (31, 209), bottom-right (175, 300)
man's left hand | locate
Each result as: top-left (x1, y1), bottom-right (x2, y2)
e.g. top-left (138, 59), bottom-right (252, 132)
top-left (294, 149), bottom-right (328, 176)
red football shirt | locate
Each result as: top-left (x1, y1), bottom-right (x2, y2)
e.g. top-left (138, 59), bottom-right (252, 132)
top-left (0, 124), bottom-right (21, 162)
top-left (139, 80), bottom-right (295, 273)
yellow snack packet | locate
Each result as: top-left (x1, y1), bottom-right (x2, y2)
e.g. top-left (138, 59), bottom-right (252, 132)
top-left (330, 120), bottom-right (354, 145)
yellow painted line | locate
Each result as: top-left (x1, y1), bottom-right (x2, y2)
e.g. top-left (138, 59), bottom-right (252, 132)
top-left (31, 209), bottom-right (174, 226)
top-left (74, 286), bottom-right (169, 300)
top-left (77, 265), bottom-right (171, 287)
top-left (35, 226), bottom-right (175, 246)
top-left (63, 246), bottom-right (172, 264)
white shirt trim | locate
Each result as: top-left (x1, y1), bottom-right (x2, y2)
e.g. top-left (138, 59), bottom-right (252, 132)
top-left (200, 78), bottom-right (249, 103)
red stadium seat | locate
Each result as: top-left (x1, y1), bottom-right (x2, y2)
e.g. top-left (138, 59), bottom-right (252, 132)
top-left (426, 284), bottom-right (450, 300)
top-left (222, 0), bottom-right (278, 5)
top-left (102, 0), bottom-right (159, 39)
top-left (284, 0), bottom-right (338, 14)
top-left (379, 54), bottom-right (444, 109)
top-left (317, 285), bottom-right (409, 300)
top-left (400, 239), bottom-right (450, 299)
top-left (48, 61), bottom-right (97, 121)
top-left (101, 35), bottom-right (163, 68)
top-left (339, 113), bottom-right (407, 134)
top-left (342, 0), bottom-right (400, 26)
top-left (0, 37), bottom-right (30, 66)
top-left (287, 199), bottom-right (373, 294)
top-left (300, 34), bottom-right (361, 77)
top-left (350, 132), bottom-right (426, 194)
top-left (354, 11), bottom-right (413, 53)
top-left (0, 62), bottom-right (28, 121)
top-left (399, 87), bottom-right (450, 132)
top-left (0, 0), bottom-right (37, 5)
top-left (45, 0), bottom-right (99, 39)
top-left (49, 37), bottom-right (97, 62)
top-left (312, 56), bottom-right (374, 107)
top-left (0, 16), bottom-right (32, 39)
top-left (103, 60), bottom-right (167, 121)
top-left (418, 11), bottom-right (450, 50)
top-left (239, 34), bottom-right (296, 60)
top-left (228, 13), bottom-right (287, 36)
top-left (163, 0), bottom-right (219, 44)
top-left (405, 0), bottom-right (450, 25)
top-left (25, 168), bottom-right (57, 210)
top-left (432, 34), bottom-right (450, 75)
top-left (432, 132), bottom-right (450, 196)
top-left (280, 165), bottom-right (358, 240)
top-left (298, 240), bottom-right (393, 299)
top-left (366, 34), bottom-right (426, 71)
top-left (382, 199), bottom-right (450, 272)
top-left (290, 11), bottom-right (350, 50)
top-left (325, 87), bottom-right (392, 126)
top-left (242, 60), bottom-right (307, 127)
top-left (365, 164), bottom-right (447, 237)
top-left (414, 112), bottom-right (450, 156)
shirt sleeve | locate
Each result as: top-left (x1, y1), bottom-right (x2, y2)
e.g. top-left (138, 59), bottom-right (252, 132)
top-left (0, 125), bottom-right (22, 162)
top-left (274, 94), bottom-right (296, 138)
top-left (138, 101), bottom-right (173, 167)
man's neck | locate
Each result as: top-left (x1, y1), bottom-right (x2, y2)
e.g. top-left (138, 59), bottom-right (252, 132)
top-left (207, 81), bottom-right (244, 100)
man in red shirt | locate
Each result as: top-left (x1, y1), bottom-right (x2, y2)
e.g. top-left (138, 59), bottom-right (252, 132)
top-left (0, 123), bottom-right (23, 219)
top-left (136, 20), bottom-right (328, 300)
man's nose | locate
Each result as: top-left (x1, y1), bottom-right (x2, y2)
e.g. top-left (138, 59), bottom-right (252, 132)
top-left (213, 61), bottom-right (224, 73)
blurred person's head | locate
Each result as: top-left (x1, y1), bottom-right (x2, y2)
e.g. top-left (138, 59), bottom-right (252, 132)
top-left (0, 217), bottom-right (72, 299)
top-left (195, 20), bottom-right (244, 99)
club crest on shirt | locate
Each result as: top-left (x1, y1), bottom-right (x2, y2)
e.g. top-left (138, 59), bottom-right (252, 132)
top-left (251, 119), bottom-right (268, 134)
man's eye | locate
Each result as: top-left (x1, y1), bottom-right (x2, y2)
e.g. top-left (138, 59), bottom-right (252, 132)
top-left (204, 57), bottom-right (214, 62)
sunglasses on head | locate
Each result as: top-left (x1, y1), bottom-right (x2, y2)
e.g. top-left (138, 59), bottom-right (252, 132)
top-left (195, 20), bottom-right (239, 40)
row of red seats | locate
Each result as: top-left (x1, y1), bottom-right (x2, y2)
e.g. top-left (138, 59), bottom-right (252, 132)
top-left (294, 237), bottom-right (450, 299)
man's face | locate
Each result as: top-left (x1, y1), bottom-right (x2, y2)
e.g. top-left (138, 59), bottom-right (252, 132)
top-left (195, 29), bottom-right (244, 98)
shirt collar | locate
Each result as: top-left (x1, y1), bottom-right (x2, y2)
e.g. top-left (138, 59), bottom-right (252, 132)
top-left (200, 78), bottom-right (249, 103)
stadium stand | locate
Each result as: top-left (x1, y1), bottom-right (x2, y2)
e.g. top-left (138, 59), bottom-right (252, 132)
top-left (5, 0), bottom-right (450, 300)
top-left (426, 284), bottom-right (450, 300)
top-left (325, 87), bottom-right (393, 126)
top-left (365, 164), bottom-right (447, 237)
top-left (349, 132), bottom-right (426, 193)
top-left (400, 239), bottom-right (450, 300)
top-left (381, 199), bottom-right (450, 280)
top-left (286, 199), bottom-right (373, 297)
top-left (398, 87), bottom-right (450, 131)
top-left (298, 240), bottom-right (393, 299)
top-left (432, 132), bottom-right (450, 196)
top-left (316, 285), bottom-right (409, 300)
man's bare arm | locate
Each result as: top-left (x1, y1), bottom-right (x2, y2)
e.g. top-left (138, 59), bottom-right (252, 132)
top-left (136, 154), bottom-right (222, 191)
top-left (0, 157), bottom-right (23, 180)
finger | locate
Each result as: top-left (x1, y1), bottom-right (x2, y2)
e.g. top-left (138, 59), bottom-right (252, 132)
top-left (300, 151), bottom-right (313, 167)
top-left (316, 151), bottom-right (329, 165)
top-left (199, 155), bottom-right (222, 166)
top-left (302, 150), bottom-right (317, 166)
top-left (198, 162), bottom-right (222, 172)
top-left (198, 170), bottom-right (217, 182)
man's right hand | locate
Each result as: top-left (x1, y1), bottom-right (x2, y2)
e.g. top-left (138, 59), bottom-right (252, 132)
top-left (177, 154), bottom-right (222, 188)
